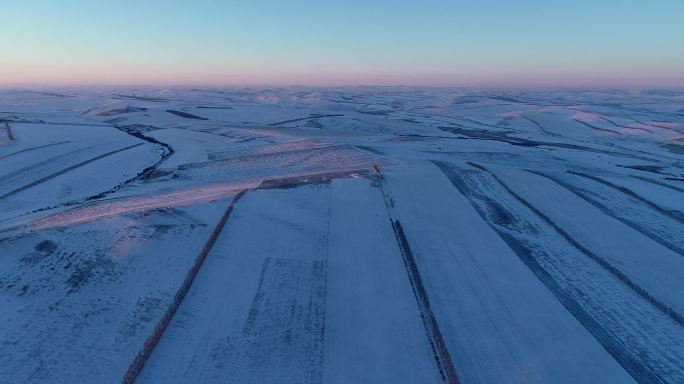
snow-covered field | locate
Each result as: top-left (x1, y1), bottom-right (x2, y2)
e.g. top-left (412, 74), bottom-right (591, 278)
top-left (0, 87), bottom-right (683, 383)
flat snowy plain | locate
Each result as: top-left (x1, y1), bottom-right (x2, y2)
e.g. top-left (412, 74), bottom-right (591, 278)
top-left (0, 88), bottom-right (682, 383)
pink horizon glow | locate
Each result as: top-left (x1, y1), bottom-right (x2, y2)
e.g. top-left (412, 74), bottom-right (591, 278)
top-left (2, 62), bottom-right (683, 89)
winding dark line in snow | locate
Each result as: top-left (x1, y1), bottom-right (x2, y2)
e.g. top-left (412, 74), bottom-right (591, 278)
top-left (519, 115), bottom-right (561, 137)
top-left (599, 117), bottom-right (653, 133)
top-left (375, 168), bottom-right (460, 384)
top-left (568, 171), bottom-right (684, 224)
top-left (85, 126), bottom-right (175, 201)
top-left (467, 162), bottom-right (684, 327)
top-left (529, 170), bottom-right (684, 258)
top-left (432, 160), bottom-right (663, 384)
top-left (0, 143), bottom-right (144, 200)
top-left (638, 120), bottom-right (684, 133)
top-left (0, 130), bottom-right (173, 221)
top-left (121, 191), bottom-right (247, 384)
top-left (572, 119), bottom-right (622, 135)
top-left (0, 141), bottom-right (70, 161)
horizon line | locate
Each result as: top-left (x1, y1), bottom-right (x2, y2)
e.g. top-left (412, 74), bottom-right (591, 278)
top-left (2, 82), bottom-right (684, 92)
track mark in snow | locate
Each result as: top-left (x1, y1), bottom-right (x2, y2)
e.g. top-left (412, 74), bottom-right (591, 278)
top-left (571, 119), bottom-right (622, 135)
top-left (433, 160), bottom-right (680, 384)
top-left (0, 144), bottom-right (101, 185)
top-left (530, 171), bottom-right (684, 258)
top-left (568, 171), bottom-right (684, 224)
top-left (467, 162), bottom-right (684, 327)
top-left (0, 140), bottom-right (70, 161)
top-left (0, 143), bottom-right (144, 200)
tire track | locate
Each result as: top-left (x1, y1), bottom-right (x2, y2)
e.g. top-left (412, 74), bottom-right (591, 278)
top-left (432, 160), bottom-right (673, 384)
top-left (568, 171), bottom-right (684, 224)
top-left (0, 141), bottom-right (69, 161)
top-left (0, 144), bottom-right (99, 185)
top-left (466, 162), bottom-right (684, 327)
top-left (0, 133), bottom-right (170, 222)
top-left (529, 170), bottom-right (684, 257)
top-left (0, 143), bottom-right (144, 200)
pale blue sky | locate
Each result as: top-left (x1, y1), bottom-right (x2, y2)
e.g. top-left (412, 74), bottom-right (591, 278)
top-left (2, 0), bottom-right (683, 87)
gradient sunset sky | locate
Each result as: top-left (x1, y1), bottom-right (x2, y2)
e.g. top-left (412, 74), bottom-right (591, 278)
top-left (2, 0), bottom-right (683, 88)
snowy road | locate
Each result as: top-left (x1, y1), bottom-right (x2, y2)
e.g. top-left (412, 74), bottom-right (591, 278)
top-left (0, 88), bottom-right (683, 383)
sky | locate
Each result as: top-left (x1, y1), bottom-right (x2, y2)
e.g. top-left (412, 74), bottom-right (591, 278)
top-left (1, 0), bottom-right (683, 88)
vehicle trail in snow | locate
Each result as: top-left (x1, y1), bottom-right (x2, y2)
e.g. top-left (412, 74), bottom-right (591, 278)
top-left (467, 162), bottom-right (684, 327)
top-left (568, 171), bottom-right (684, 224)
top-left (0, 141), bottom-right (70, 161)
top-left (0, 143), bottom-right (144, 200)
top-left (433, 160), bottom-right (683, 384)
top-left (529, 170), bottom-right (684, 257)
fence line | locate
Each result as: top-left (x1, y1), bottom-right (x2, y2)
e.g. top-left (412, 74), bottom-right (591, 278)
top-left (121, 190), bottom-right (247, 384)
top-left (4, 122), bottom-right (13, 140)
